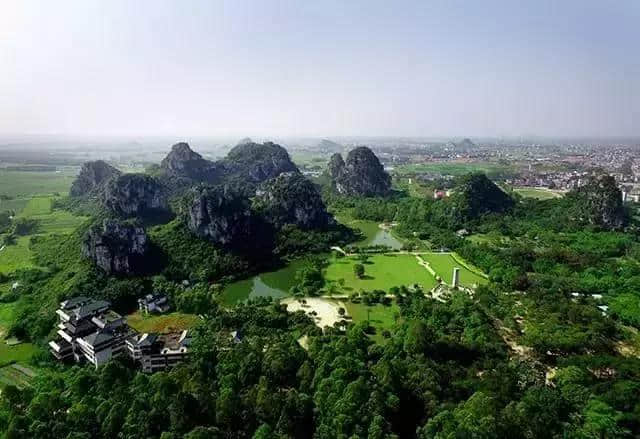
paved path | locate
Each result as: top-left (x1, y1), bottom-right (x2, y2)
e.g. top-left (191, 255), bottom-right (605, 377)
top-left (414, 254), bottom-right (436, 276)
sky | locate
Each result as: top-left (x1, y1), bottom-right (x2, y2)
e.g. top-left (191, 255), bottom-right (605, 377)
top-left (1, 0), bottom-right (638, 138)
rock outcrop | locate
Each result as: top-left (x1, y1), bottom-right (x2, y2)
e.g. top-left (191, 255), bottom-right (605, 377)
top-left (221, 141), bottom-right (299, 188)
top-left (157, 141), bottom-right (298, 195)
top-left (102, 174), bottom-right (168, 217)
top-left (183, 185), bottom-right (256, 248)
top-left (569, 175), bottom-right (627, 230)
top-left (83, 219), bottom-right (148, 274)
top-left (328, 147), bottom-right (391, 197)
top-left (70, 161), bottom-right (121, 197)
top-left (255, 172), bottom-right (332, 230)
top-left (160, 142), bottom-right (219, 182)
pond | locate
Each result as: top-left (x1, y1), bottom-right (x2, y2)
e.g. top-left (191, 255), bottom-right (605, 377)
top-left (220, 258), bottom-right (309, 306)
top-left (351, 220), bottom-right (403, 250)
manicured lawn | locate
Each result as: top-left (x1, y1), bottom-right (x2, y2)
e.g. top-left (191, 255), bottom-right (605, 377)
top-left (127, 311), bottom-right (200, 333)
top-left (514, 187), bottom-right (562, 200)
top-left (342, 301), bottom-right (400, 343)
top-left (420, 253), bottom-right (487, 287)
top-left (324, 253), bottom-right (438, 293)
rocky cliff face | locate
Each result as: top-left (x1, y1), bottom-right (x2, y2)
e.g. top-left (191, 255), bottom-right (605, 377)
top-left (160, 142), bottom-right (219, 182)
top-left (70, 161), bottom-right (121, 197)
top-left (102, 174), bottom-right (168, 217)
top-left (222, 141), bottom-right (299, 186)
top-left (183, 185), bottom-right (256, 248)
top-left (83, 219), bottom-right (148, 274)
top-left (328, 147), bottom-right (391, 197)
top-left (569, 175), bottom-right (627, 230)
top-left (255, 172), bottom-right (332, 230)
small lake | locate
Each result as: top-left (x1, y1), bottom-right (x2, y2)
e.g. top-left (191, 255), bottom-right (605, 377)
top-left (221, 258), bottom-right (309, 306)
top-left (352, 220), bottom-right (403, 249)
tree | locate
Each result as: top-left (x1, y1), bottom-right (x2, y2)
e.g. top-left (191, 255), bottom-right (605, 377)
top-left (353, 263), bottom-right (365, 279)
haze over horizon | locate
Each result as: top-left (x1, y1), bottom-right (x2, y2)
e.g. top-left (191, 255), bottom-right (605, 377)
top-left (2, 0), bottom-right (639, 139)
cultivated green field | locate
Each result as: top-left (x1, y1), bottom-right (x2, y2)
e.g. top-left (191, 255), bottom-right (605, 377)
top-left (0, 236), bottom-right (37, 273)
top-left (0, 364), bottom-right (36, 388)
top-left (0, 342), bottom-right (39, 368)
top-left (17, 196), bottom-right (88, 234)
top-left (324, 253), bottom-right (438, 293)
top-left (127, 311), bottom-right (200, 333)
top-left (0, 170), bottom-right (76, 199)
top-left (513, 187), bottom-right (563, 200)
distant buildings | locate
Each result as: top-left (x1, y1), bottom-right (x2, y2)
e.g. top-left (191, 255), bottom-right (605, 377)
top-left (49, 297), bottom-right (190, 372)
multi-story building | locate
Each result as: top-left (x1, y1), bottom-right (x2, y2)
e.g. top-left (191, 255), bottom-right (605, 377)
top-left (75, 310), bottom-right (133, 368)
top-left (51, 296), bottom-right (192, 372)
top-left (126, 330), bottom-right (191, 373)
top-left (49, 297), bottom-right (132, 368)
top-left (49, 297), bottom-right (111, 362)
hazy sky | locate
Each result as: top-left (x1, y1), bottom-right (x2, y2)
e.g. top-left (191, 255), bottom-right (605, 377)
top-left (1, 0), bottom-right (638, 138)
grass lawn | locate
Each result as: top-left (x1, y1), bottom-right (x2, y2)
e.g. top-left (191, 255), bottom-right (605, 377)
top-left (0, 236), bottom-right (36, 273)
top-left (514, 187), bottom-right (562, 200)
top-left (420, 253), bottom-right (487, 287)
top-left (127, 311), bottom-right (200, 333)
top-left (324, 253), bottom-right (438, 293)
top-left (342, 301), bottom-right (400, 343)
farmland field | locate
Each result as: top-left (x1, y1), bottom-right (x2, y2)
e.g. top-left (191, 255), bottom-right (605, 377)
top-left (0, 341), bottom-right (39, 368)
top-left (0, 364), bottom-right (36, 388)
top-left (0, 169), bottom-right (76, 199)
top-left (0, 236), bottom-right (37, 273)
top-left (17, 197), bottom-right (88, 234)
top-left (324, 253), bottom-right (438, 293)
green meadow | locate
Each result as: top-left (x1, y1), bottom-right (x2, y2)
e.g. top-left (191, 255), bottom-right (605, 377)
top-left (324, 253), bottom-right (438, 293)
